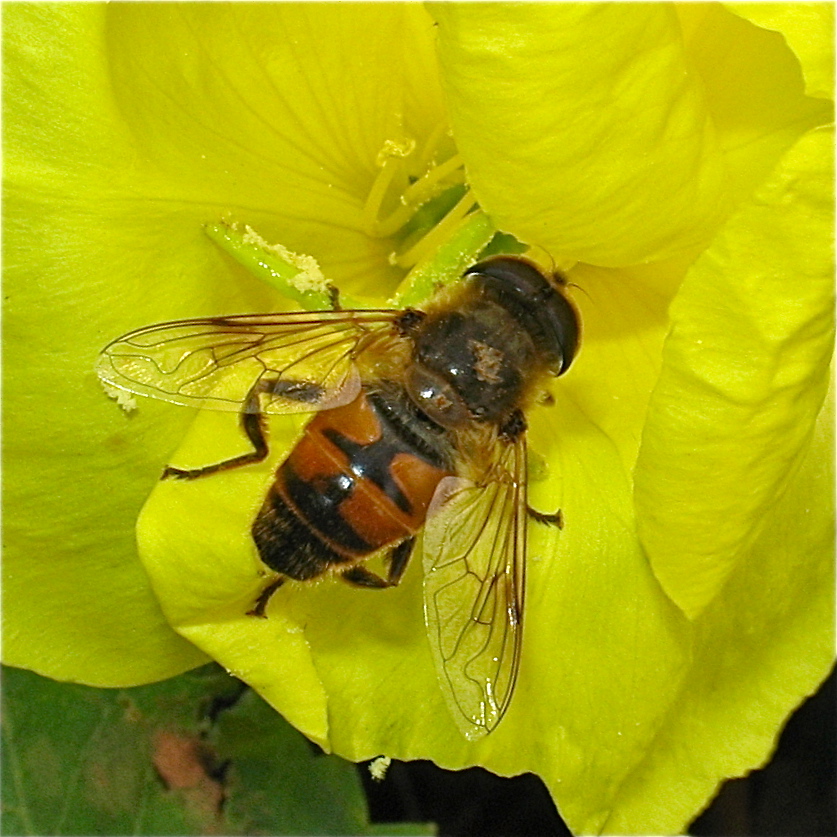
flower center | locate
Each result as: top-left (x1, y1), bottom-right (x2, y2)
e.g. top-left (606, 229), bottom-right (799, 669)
top-left (362, 126), bottom-right (477, 271)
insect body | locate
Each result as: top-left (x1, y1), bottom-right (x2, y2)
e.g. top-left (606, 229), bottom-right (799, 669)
top-left (97, 256), bottom-right (580, 738)
top-left (251, 383), bottom-right (455, 608)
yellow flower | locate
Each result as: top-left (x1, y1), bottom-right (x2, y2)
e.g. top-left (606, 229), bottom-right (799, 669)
top-left (4, 4), bottom-right (832, 833)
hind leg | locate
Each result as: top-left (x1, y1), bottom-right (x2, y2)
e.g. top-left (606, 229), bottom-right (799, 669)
top-left (527, 506), bottom-right (563, 529)
top-left (339, 537), bottom-right (416, 588)
top-left (247, 576), bottom-right (286, 618)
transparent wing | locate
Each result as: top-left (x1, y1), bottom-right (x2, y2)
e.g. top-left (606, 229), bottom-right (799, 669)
top-left (96, 310), bottom-right (401, 414)
top-left (422, 433), bottom-right (527, 739)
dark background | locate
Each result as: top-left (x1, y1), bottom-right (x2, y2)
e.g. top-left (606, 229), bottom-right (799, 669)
top-left (363, 666), bottom-right (836, 836)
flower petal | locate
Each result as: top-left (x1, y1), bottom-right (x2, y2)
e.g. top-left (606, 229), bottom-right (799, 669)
top-left (635, 125), bottom-right (834, 618)
top-left (104, 3), bottom-right (444, 295)
top-left (3, 3), bottom-right (442, 685)
top-left (674, 4), bottom-right (832, 218)
top-left (3, 3), bottom-right (208, 684)
top-left (136, 411), bottom-right (333, 745)
top-left (433, 4), bottom-right (727, 266)
top-left (433, 4), bottom-right (830, 267)
top-left (604, 392), bottom-right (834, 834)
top-left (730, 2), bottom-right (834, 97)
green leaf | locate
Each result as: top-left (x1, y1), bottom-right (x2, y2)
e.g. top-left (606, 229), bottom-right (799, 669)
top-left (212, 688), bottom-right (432, 836)
top-left (1, 664), bottom-right (224, 835)
top-left (1, 664), bottom-right (432, 836)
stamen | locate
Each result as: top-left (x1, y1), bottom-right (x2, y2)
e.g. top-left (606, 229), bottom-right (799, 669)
top-left (401, 153), bottom-right (465, 208)
top-left (391, 188), bottom-right (477, 270)
top-left (415, 121), bottom-right (451, 171)
top-left (365, 154), bottom-right (465, 238)
top-left (363, 128), bottom-right (480, 274)
top-left (361, 155), bottom-right (405, 238)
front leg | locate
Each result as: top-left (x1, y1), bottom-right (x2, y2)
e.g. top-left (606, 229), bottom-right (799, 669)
top-left (162, 380), bottom-right (271, 480)
top-left (163, 407), bottom-right (269, 481)
top-left (163, 372), bottom-right (338, 480)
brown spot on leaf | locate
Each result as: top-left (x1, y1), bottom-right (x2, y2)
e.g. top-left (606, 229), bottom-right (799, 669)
top-left (152, 731), bottom-right (225, 832)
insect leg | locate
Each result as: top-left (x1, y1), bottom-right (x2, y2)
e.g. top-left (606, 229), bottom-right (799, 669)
top-left (161, 371), bottom-right (332, 481)
top-left (340, 565), bottom-right (392, 589)
top-left (339, 537), bottom-right (417, 589)
top-left (247, 576), bottom-right (286, 618)
top-left (163, 370), bottom-right (337, 480)
top-left (526, 506), bottom-right (564, 528)
top-left (327, 283), bottom-right (341, 311)
top-left (386, 536), bottom-right (416, 584)
top-left (162, 381), bottom-right (272, 480)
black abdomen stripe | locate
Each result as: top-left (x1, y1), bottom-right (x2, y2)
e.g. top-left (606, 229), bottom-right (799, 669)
top-left (252, 485), bottom-right (357, 580)
top-left (280, 462), bottom-right (374, 554)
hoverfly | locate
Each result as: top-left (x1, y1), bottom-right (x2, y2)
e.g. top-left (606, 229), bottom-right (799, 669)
top-left (97, 255), bottom-right (580, 738)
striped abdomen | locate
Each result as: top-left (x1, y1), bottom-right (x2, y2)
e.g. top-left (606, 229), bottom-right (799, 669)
top-left (252, 384), bottom-right (453, 581)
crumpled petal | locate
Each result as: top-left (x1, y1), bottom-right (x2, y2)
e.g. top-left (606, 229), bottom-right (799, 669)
top-left (634, 126), bottom-right (834, 618)
top-left (606, 384), bottom-right (833, 833)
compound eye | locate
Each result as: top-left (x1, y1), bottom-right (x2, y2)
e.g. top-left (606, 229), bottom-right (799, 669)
top-left (406, 366), bottom-right (471, 429)
top-left (550, 293), bottom-right (580, 375)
